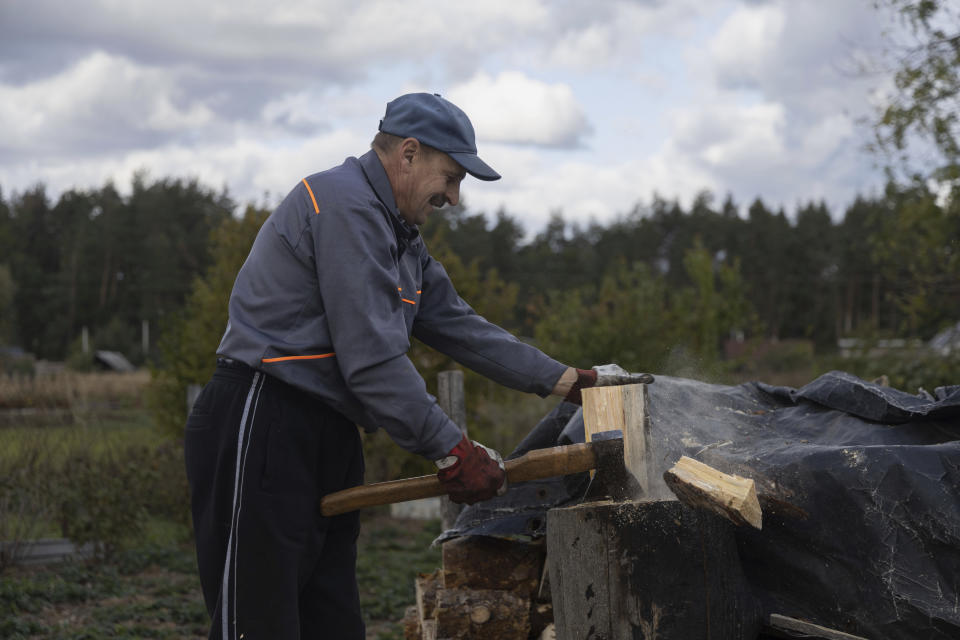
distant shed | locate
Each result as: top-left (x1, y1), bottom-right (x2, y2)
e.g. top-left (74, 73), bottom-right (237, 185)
top-left (94, 350), bottom-right (135, 372)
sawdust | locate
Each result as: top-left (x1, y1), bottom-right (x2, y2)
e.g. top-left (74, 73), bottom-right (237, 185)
top-left (842, 448), bottom-right (865, 467)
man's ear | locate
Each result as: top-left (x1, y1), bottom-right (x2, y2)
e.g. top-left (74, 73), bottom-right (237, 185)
top-left (400, 138), bottom-right (420, 165)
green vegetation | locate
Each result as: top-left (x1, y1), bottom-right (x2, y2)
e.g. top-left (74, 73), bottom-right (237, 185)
top-left (147, 205), bottom-right (270, 438)
top-left (0, 376), bottom-right (444, 640)
top-left (358, 514), bottom-right (443, 639)
top-left (0, 511), bottom-right (434, 640)
top-left (0, 543), bottom-right (209, 640)
top-left (874, 0), bottom-right (960, 186)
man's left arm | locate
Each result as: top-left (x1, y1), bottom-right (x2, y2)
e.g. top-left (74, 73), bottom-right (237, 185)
top-left (412, 252), bottom-right (569, 397)
top-left (413, 252), bottom-right (655, 403)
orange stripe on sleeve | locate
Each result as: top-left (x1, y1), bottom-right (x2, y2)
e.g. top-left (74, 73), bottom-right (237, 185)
top-left (262, 352), bottom-right (335, 363)
top-left (401, 298), bottom-right (416, 305)
top-left (302, 178), bottom-right (320, 213)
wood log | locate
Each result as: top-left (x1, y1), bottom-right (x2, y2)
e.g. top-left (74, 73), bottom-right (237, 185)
top-left (402, 605), bottom-right (421, 640)
top-left (433, 587), bottom-right (530, 640)
top-left (547, 499), bottom-right (761, 640)
top-left (421, 619), bottom-right (436, 640)
top-left (582, 383), bottom-right (652, 498)
top-left (764, 613), bottom-right (868, 639)
top-left (529, 602), bottom-right (553, 639)
top-left (663, 455), bottom-right (763, 529)
top-left (416, 569), bottom-right (441, 622)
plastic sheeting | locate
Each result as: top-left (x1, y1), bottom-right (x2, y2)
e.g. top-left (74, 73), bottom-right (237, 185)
top-left (439, 371), bottom-right (960, 639)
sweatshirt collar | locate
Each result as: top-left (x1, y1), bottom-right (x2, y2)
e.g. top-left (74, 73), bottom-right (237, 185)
top-left (359, 149), bottom-right (420, 242)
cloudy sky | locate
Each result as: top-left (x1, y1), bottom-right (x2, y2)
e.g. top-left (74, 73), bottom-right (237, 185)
top-left (0, 0), bottom-right (897, 232)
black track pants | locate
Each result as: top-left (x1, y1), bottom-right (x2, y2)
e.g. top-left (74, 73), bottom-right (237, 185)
top-left (184, 362), bottom-right (365, 640)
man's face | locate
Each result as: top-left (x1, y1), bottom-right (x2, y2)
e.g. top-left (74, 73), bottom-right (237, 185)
top-left (395, 148), bottom-right (466, 226)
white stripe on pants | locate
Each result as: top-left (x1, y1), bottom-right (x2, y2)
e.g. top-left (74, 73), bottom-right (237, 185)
top-left (221, 371), bottom-right (263, 640)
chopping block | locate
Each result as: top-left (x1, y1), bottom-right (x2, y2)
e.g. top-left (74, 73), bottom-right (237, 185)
top-left (546, 382), bottom-right (762, 640)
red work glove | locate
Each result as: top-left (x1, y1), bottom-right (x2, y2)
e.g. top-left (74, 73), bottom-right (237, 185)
top-left (563, 368), bottom-right (598, 405)
top-left (435, 434), bottom-right (506, 505)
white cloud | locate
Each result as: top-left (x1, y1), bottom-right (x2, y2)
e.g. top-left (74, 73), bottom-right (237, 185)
top-left (672, 102), bottom-right (787, 169)
top-left (0, 126), bottom-right (371, 207)
top-left (460, 142), bottom-right (719, 233)
top-left (0, 0), bottom-right (892, 228)
top-left (447, 72), bottom-right (592, 148)
top-left (709, 3), bottom-right (786, 90)
top-left (0, 51), bottom-right (214, 158)
top-left (545, 24), bottom-right (618, 70)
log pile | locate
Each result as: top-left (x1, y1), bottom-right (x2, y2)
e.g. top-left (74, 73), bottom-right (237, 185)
top-left (402, 535), bottom-right (552, 640)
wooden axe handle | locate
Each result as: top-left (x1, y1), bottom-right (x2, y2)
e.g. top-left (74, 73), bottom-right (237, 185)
top-left (320, 441), bottom-right (598, 517)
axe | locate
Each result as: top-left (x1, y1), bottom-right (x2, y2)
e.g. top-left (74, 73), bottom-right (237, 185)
top-left (320, 429), bottom-right (637, 517)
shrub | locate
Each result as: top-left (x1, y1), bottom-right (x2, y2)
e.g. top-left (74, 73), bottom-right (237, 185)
top-left (55, 447), bottom-right (152, 560)
top-left (0, 446), bottom-right (54, 573)
top-left (833, 348), bottom-right (960, 395)
top-left (52, 440), bottom-right (192, 560)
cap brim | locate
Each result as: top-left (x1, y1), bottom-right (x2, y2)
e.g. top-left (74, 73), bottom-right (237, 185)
top-left (449, 152), bottom-right (501, 181)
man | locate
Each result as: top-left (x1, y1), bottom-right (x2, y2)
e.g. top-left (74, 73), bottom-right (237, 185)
top-left (185, 92), bottom-right (644, 639)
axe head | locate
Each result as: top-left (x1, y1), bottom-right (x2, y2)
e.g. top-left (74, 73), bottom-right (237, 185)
top-left (583, 429), bottom-right (643, 502)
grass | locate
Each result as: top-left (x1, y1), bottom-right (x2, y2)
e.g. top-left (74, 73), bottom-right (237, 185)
top-left (358, 511), bottom-right (443, 639)
top-left (0, 514), bottom-right (442, 640)
top-left (0, 412), bottom-right (160, 465)
top-left (0, 540), bottom-right (208, 639)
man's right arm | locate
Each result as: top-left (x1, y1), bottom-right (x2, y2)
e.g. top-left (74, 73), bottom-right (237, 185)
top-left (309, 193), bottom-right (463, 461)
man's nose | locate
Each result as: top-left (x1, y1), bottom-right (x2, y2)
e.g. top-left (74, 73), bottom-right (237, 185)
top-left (446, 184), bottom-right (460, 207)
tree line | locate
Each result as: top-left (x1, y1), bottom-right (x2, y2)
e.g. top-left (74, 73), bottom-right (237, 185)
top-left (1, 173), bottom-right (956, 371)
top-left (0, 175), bottom-right (233, 363)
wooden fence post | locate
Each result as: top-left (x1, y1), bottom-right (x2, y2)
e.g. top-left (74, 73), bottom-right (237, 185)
top-left (438, 370), bottom-right (467, 531)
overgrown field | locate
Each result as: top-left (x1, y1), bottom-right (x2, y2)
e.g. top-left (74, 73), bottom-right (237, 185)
top-left (0, 372), bottom-right (442, 639)
top-left (0, 513), bottom-right (440, 640)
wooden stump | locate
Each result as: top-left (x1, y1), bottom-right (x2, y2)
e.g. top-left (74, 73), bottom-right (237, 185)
top-left (547, 500), bottom-right (761, 640)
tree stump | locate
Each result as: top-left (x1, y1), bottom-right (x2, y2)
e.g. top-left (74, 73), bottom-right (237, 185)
top-left (547, 499), bottom-right (761, 640)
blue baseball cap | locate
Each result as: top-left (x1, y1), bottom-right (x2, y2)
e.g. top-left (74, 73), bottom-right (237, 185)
top-left (378, 93), bottom-right (501, 181)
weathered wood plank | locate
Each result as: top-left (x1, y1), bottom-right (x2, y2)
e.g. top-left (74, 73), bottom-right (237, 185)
top-left (663, 455), bottom-right (763, 529)
top-left (0, 538), bottom-right (93, 566)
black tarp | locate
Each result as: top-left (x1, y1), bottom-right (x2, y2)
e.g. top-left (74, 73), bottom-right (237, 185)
top-left (439, 371), bottom-right (960, 639)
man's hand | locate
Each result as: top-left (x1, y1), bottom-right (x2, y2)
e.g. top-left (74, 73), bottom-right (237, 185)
top-left (435, 435), bottom-right (507, 504)
top-left (563, 364), bottom-right (654, 405)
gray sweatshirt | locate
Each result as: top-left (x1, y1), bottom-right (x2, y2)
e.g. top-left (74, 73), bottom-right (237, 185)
top-left (217, 150), bottom-right (567, 460)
